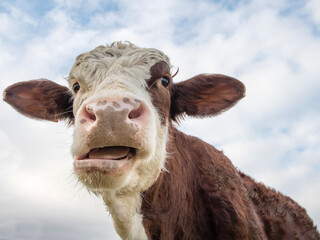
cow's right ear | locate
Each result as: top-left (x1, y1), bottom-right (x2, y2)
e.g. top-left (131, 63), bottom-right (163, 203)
top-left (170, 74), bottom-right (245, 120)
top-left (3, 79), bottom-right (74, 122)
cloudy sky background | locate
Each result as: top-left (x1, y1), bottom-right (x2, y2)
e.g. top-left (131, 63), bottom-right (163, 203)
top-left (0, 0), bottom-right (319, 239)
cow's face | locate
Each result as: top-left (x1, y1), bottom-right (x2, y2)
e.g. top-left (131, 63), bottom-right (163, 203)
top-left (3, 42), bottom-right (245, 195)
top-left (69, 45), bottom-right (172, 192)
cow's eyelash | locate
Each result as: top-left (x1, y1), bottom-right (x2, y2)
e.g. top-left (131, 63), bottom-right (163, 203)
top-left (147, 80), bottom-right (158, 92)
top-left (147, 74), bottom-right (172, 92)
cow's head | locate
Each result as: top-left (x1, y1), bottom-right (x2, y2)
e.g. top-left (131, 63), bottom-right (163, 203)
top-left (3, 42), bottom-right (245, 194)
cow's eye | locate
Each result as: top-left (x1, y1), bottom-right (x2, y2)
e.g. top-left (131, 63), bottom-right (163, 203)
top-left (161, 76), bottom-right (170, 87)
top-left (73, 82), bottom-right (80, 93)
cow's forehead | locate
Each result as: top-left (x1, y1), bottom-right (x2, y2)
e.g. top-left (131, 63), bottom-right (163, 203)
top-left (68, 42), bottom-right (170, 86)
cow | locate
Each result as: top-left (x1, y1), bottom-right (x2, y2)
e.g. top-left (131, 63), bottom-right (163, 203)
top-left (3, 42), bottom-right (320, 240)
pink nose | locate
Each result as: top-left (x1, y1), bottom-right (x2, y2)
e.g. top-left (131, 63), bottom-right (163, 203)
top-left (78, 98), bottom-right (146, 132)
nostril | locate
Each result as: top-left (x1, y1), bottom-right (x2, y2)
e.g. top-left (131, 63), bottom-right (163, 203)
top-left (88, 111), bottom-right (96, 121)
top-left (128, 103), bottom-right (143, 120)
top-left (85, 105), bottom-right (96, 121)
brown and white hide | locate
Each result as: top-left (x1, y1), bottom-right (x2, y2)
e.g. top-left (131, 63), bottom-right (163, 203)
top-left (4, 42), bottom-right (320, 240)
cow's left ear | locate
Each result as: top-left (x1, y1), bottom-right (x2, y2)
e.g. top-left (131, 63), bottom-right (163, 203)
top-left (3, 79), bottom-right (74, 122)
top-left (170, 74), bottom-right (245, 120)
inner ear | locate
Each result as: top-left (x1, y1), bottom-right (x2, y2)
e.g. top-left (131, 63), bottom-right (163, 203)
top-left (3, 79), bottom-right (74, 122)
top-left (170, 74), bottom-right (245, 120)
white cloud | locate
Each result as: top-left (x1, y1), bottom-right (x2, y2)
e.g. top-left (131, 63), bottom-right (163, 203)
top-left (306, 0), bottom-right (320, 26)
top-left (0, 4), bottom-right (36, 39)
top-left (0, 0), bottom-right (319, 238)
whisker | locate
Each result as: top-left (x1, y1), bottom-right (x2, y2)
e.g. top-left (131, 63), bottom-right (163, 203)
top-left (54, 110), bottom-right (74, 117)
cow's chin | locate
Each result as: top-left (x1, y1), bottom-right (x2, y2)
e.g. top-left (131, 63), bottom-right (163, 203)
top-left (74, 146), bottom-right (151, 191)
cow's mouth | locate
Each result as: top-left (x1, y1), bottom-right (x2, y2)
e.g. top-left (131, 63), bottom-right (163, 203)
top-left (74, 146), bottom-right (136, 170)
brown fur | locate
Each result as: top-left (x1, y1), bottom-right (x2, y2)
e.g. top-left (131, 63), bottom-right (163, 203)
top-left (141, 62), bottom-right (319, 240)
top-left (241, 173), bottom-right (319, 239)
top-left (141, 128), bottom-right (267, 239)
top-left (3, 79), bottom-right (73, 122)
top-left (148, 61), bottom-right (172, 125)
top-left (170, 74), bottom-right (245, 121)
top-left (141, 127), bottom-right (320, 239)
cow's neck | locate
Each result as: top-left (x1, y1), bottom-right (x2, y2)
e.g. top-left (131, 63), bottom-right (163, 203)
top-left (100, 124), bottom-right (168, 240)
top-left (140, 126), bottom-right (214, 239)
top-left (102, 190), bottom-right (147, 240)
top-left (101, 126), bottom-right (212, 239)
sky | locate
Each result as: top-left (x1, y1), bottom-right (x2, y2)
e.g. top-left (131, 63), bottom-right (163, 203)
top-left (0, 0), bottom-right (319, 239)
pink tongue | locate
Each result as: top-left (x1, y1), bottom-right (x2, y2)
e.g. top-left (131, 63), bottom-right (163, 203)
top-left (88, 147), bottom-right (130, 160)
